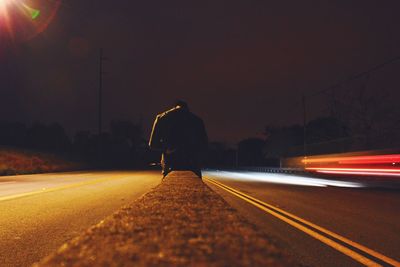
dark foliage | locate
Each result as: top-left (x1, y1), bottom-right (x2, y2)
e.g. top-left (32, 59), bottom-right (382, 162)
top-left (237, 138), bottom-right (266, 166)
top-left (206, 142), bottom-right (237, 167)
top-left (0, 121), bottom-right (70, 152)
top-left (0, 120), bottom-right (153, 169)
top-left (306, 117), bottom-right (348, 144)
top-left (264, 125), bottom-right (304, 158)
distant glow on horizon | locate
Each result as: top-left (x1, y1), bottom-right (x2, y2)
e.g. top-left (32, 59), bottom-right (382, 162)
top-left (204, 170), bottom-right (364, 188)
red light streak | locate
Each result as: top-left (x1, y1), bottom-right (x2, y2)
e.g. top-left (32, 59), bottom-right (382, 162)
top-left (303, 153), bottom-right (400, 177)
top-left (316, 170), bottom-right (400, 177)
top-left (303, 154), bottom-right (400, 164)
top-left (307, 167), bottom-right (400, 173)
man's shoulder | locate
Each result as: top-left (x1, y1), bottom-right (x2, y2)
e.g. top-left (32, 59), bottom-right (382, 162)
top-left (157, 107), bottom-right (180, 119)
top-left (156, 107), bottom-right (204, 125)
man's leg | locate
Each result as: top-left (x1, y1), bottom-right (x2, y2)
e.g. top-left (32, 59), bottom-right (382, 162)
top-left (192, 169), bottom-right (202, 178)
top-left (191, 156), bottom-right (203, 178)
top-left (161, 153), bottom-right (171, 178)
top-left (162, 168), bottom-right (170, 178)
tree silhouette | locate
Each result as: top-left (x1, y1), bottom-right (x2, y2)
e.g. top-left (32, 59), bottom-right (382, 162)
top-left (237, 138), bottom-right (266, 166)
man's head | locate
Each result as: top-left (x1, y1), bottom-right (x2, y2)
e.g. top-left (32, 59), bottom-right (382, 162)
top-left (175, 100), bottom-right (189, 110)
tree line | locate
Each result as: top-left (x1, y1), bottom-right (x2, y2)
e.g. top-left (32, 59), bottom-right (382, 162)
top-left (1, 110), bottom-right (399, 168)
top-left (0, 120), bottom-right (158, 168)
top-left (208, 114), bottom-right (400, 168)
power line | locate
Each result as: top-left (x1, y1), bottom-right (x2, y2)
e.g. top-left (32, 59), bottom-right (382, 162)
top-left (266, 55), bottom-right (400, 144)
top-left (309, 55), bottom-right (400, 97)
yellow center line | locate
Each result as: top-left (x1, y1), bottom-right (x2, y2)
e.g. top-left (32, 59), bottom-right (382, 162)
top-left (204, 177), bottom-right (400, 267)
top-left (0, 176), bottom-right (121, 202)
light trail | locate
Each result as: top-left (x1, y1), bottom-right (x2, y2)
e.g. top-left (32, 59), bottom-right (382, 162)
top-left (316, 170), bottom-right (400, 177)
top-left (204, 170), bottom-right (364, 188)
top-left (303, 154), bottom-right (400, 165)
top-left (307, 167), bottom-right (400, 173)
top-left (299, 153), bottom-right (400, 178)
top-left (204, 177), bottom-right (400, 267)
top-left (0, 175), bottom-right (120, 202)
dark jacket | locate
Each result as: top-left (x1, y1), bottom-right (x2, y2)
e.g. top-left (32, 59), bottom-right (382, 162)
top-left (149, 106), bottom-right (208, 169)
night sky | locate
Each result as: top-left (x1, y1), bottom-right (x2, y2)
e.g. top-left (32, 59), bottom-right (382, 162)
top-left (1, 0), bottom-right (400, 143)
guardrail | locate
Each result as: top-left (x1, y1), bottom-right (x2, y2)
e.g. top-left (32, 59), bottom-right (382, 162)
top-left (206, 167), bottom-right (307, 174)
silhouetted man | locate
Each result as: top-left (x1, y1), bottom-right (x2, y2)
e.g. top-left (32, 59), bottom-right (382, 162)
top-left (149, 100), bottom-right (208, 177)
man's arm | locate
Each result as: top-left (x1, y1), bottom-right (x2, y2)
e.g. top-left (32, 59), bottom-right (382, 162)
top-left (149, 114), bottom-right (163, 150)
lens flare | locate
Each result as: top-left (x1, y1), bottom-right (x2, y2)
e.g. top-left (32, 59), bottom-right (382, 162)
top-left (0, 0), bottom-right (60, 43)
top-left (0, 0), bottom-right (11, 9)
top-left (22, 3), bottom-right (40, 20)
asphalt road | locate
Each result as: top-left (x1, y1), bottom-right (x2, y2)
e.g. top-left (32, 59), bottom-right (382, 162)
top-left (0, 171), bottom-right (162, 267)
top-left (1, 170), bottom-right (399, 267)
top-left (203, 170), bottom-right (400, 267)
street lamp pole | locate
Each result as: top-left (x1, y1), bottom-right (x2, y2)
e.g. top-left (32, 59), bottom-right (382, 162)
top-left (302, 94), bottom-right (307, 158)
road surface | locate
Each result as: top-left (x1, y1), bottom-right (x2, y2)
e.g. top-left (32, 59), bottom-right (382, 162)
top-left (204, 170), bottom-right (400, 267)
top-left (0, 171), bottom-right (162, 267)
top-left (1, 170), bottom-right (399, 267)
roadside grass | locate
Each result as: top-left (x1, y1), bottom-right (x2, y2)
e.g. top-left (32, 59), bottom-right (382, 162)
top-left (0, 146), bottom-right (82, 176)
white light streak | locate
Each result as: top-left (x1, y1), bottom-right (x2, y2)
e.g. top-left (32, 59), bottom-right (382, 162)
top-left (204, 170), bottom-right (364, 188)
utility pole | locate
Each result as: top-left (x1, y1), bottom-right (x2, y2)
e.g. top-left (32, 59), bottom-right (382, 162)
top-left (98, 48), bottom-right (106, 136)
top-left (98, 49), bottom-right (107, 160)
top-left (235, 147), bottom-right (239, 168)
top-left (98, 49), bottom-right (103, 136)
top-left (302, 94), bottom-right (307, 158)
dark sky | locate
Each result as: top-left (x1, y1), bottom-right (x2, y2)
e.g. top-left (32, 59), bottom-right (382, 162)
top-left (1, 0), bottom-right (400, 143)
